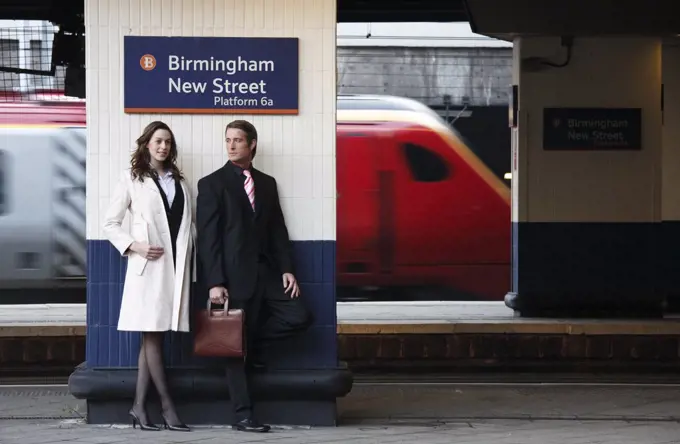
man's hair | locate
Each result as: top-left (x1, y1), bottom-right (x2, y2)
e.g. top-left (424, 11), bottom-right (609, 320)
top-left (226, 120), bottom-right (258, 159)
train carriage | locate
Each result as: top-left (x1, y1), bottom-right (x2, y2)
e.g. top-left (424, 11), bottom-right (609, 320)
top-left (0, 93), bottom-right (510, 303)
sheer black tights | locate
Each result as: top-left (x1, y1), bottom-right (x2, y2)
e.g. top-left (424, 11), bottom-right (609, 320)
top-left (130, 332), bottom-right (182, 426)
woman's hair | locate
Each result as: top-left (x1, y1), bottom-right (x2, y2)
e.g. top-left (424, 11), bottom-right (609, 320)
top-left (130, 121), bottom-right (184, 181)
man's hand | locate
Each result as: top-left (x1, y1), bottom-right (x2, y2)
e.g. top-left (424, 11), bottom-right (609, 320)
top-left (282, 273), bottom-right (300, 298)
top-left (209, 286), bottom-right (228, 304)
top-left (130, 242), bottom-right (164, 260)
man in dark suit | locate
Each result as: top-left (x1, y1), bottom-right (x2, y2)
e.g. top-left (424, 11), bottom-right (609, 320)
top-left (196, 120), bottom-right (313, 433)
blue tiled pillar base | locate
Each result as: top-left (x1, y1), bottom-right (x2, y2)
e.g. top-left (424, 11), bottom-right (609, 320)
top-left (86, 239), bottom-right (338, 369)
top-left (663, 221), bottom-right (680, 313)
top-left (506, 222), bottom-right (665, 317)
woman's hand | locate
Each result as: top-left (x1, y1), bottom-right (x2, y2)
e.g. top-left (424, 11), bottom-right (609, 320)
top-left (131, 241), bottom-right (164, 260)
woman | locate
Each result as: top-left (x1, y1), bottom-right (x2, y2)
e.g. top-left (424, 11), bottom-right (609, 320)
top-left (103, 121), bottom-right (195, 432)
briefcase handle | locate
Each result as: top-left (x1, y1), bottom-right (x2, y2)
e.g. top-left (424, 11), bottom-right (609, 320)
top-left (207, 297), bottom-right (231, 316)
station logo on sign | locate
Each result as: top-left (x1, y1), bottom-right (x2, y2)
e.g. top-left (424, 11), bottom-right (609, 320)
top-left (140, 54), bottom-right (157, 71)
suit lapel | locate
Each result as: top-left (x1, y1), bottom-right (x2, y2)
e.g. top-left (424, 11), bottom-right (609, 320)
top-left (251, 168), bottom-right (266, 220)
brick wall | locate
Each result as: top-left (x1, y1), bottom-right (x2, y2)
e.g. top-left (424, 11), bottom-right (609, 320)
top-left (339, 333), bottom-right (680, 371)
top-left (5, 332), bottom-right (680, 373)
top-left (0, 336), bottom-right (85, 369)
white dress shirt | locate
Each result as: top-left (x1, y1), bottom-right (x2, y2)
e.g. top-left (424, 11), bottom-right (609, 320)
top-left (157, 170), bottom-right (176, 207)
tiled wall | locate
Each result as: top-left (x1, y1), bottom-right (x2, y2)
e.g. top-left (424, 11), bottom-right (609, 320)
top-left (85, 0), bottom-right (337, 368)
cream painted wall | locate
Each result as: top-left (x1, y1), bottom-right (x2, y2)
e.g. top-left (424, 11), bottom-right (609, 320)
top-left (512, 36), bottom-right (662, 223)
top-left (662, 41), bottom-right (680, 221)
top-left (85, 0), bottom-right (337, 241)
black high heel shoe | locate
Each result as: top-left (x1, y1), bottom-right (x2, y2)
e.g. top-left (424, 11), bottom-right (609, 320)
top-left (128, 408), bottom-right (161, 431)
top-left (161, 413), bottom-right (190, 432)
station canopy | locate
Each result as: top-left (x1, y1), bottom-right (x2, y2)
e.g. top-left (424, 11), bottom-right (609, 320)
top-left (2, 0), bottom-right (678, 35)
top-left (3, 0), bottom-right (678, 47)
top-left (464, 0), bottom-right (680, 39)
top-left (0, 0), bottom-right (469, 24)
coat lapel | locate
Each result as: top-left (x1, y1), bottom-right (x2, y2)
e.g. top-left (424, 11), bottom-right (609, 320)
top-left (172, 179), bottom-right (192, 330)
top-left (141, 175), bottom-right (160, 195)
top-left (178, 179), bottom-right (191, 237)
top-left (140, 175), bottom-right (165, 215)
top-left (140, 175), bottom-right (171, 240)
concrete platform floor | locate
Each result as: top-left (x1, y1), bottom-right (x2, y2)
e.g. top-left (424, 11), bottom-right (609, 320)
top-left (2, 382), bottom-right (680, 443)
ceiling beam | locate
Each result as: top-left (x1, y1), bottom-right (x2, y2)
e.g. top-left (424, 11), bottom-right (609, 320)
top-left (464, 0), bottom-right (680, 37)
top-left (337, 0), bottom-right (469, 23)
top-left (0, 0), bottom-right (470, 24)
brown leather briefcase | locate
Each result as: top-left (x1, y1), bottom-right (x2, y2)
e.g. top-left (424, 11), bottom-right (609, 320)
top-left (193, 298), bottom-right (245, 358)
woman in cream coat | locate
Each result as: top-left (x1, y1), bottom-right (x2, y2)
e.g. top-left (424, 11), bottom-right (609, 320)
top-left (103, 121), bottom-right (194, 433)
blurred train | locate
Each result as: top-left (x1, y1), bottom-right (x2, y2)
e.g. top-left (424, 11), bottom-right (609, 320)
top-left (0, 95), bottom-right (86, 303)
top-left (336, 95), bottom-right (510, 301)
top-left (0, 93), bottom-right (510, 303)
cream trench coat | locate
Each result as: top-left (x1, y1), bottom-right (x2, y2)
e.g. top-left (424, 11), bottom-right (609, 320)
top-left (103, 169), bottom-right (196, 332)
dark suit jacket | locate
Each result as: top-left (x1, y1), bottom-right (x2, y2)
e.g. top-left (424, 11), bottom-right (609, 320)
top-left (196, 161), bottom-right (294, 301)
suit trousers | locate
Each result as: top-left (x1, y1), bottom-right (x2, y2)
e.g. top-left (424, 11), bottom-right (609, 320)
top-left (225, 262), bottom-right (313, 422)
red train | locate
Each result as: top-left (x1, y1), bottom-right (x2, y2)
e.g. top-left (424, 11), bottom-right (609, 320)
top-left (336, 95), bottom-right (510, 301)
top-left (0, 93), bottom-right (510, 303)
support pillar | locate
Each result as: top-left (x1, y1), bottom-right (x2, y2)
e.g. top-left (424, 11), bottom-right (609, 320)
top-left (68, 0), bottom-right (352, 425)
top-left (662, 40), bottom-right (680, 312)
top-left (505, 36), bottom-right (664, 318)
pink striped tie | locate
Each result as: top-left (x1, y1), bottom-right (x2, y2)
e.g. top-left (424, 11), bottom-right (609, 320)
top-left (243, 169), bottom-right (255, 211)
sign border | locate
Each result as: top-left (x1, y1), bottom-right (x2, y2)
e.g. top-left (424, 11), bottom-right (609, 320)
top-left (122, 35), bottom-right (300, 115)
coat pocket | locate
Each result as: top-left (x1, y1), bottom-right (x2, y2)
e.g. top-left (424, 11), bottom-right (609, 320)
top-left (129, 221), bottom-right (149, 275)
top-left (128, 253), bottom-right (148, 276)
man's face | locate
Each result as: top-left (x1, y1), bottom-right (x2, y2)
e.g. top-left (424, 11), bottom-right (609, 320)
top-left (225, 128), bottom-right (255, 165)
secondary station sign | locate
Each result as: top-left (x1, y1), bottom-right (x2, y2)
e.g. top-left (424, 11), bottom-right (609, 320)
top-left (543, 107), bottom-right (642, 150)
top-left (123, 36), bottom-right (299, 115)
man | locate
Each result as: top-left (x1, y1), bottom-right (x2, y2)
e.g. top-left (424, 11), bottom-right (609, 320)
top-left (196, 120), bottom-right (313, 433)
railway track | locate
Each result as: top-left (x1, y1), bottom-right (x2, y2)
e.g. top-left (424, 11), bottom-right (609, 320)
top-left (0, 287), bottom-right (86, 305)
top-left (0, 376), bottom-right (70, 386)
top-left (0, 364), bottom-right (75, 385)
top-left (352, 371), bottom-right (680, 386)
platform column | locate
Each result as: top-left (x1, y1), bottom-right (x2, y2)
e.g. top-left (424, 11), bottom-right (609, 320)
top-left (505, 36), bottom-right (664, 317)
top-left (662, 40), bottom-right (680, 312)
top-left (69, 0), bottom-right (351, 425)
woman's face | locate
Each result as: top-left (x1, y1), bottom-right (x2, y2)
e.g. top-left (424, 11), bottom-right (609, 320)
top-left (146, 128), bottom-right (172, 164)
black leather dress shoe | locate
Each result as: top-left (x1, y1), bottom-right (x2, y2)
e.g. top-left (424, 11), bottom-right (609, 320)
top-left (232, 418), bottom-right (271, 433)
top-left (245, 355), bottom-right (267, 370)
top-left (246, 360), bottom-right (266, 370)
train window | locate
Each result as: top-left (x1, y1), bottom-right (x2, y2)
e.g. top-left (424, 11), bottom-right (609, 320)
top-left (0, 150), bottom-right (6, 215)
top-left (401, 143), bottom-right (450, 182)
